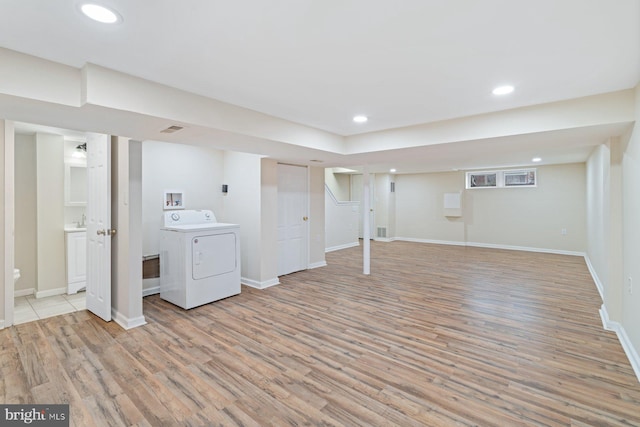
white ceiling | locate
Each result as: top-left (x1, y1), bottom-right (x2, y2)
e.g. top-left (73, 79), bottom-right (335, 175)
top-left (1, 0), bottom-right (640, 173)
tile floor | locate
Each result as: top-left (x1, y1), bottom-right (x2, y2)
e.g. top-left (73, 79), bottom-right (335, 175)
top-left (14, 291), bottom-right (86, 325)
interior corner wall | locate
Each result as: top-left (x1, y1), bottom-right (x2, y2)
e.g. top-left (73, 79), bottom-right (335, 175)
top-left (621, 83), bottom-right (640, 360)
top-left (223, 151), bottom-right (263, 285)
top-left (308, 166), bottom-right (326, 266)
top-left (35, 133), bottom-right (66, 294)
top-left (141, 141), bottom-right (224, 259)
top-left (14, 133), bottom-right (37, 292)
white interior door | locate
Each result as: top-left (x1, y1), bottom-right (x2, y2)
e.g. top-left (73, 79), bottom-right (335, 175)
top-left (277, 164), bottom-right (308, 276)
top-left (86, 134), bottom-right (111, 321)
top-left (351, 174), bottom-right (375, 239)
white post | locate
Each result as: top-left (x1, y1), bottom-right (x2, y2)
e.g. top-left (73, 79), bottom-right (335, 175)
top-left (363, 168), bottom-right (371, 275)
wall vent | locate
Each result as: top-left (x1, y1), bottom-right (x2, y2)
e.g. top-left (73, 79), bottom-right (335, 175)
top-left (160, 125), bottom-right (184, 133)
top-left (390, 182), bottom-right (395, 192)
top-left (377, 227), bottom-right (387, 238)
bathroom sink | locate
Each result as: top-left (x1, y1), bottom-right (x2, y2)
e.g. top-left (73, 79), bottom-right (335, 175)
top-left (64, 224), bottom-right (87, 232)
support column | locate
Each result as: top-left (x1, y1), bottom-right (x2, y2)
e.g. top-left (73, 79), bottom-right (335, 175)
top-left (111, 137), bottom-right (146, 329)
top-left (363, 168), bottom-right (370, 275)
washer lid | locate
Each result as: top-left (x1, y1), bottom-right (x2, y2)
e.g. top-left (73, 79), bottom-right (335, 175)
top-left (162, 222), bottom-right (240, 232)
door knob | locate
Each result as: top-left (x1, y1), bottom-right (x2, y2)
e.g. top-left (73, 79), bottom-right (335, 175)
top-left (97, 229), bottom-right (117, 236)
top-left (303, 216), bottom-right (309, 221)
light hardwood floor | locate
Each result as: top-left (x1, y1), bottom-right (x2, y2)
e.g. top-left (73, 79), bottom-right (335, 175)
top-left (2, 241), bottom-right (639, 426)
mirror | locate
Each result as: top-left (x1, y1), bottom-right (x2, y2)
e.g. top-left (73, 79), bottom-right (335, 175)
top-left (65, 163), bottom-right (87, 206)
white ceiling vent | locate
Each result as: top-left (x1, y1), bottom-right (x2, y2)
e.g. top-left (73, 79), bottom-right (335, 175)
top-left (160, 125), bottom-right (184, 134)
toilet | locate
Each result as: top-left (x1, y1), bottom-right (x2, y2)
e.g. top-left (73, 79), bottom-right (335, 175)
top-left (14, 268), bottom-right (20, 283)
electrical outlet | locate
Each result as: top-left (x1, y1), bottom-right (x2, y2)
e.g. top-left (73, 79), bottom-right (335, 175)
top-left (561, 228), bottom-right (567, 235)
top-left (628, 277), bottom-right (633, 295)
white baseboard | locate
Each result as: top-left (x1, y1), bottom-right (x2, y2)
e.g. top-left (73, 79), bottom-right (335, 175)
top-left (143, 278), bottom-right (160, 297)
top-left (14, 288), bottom-right (34, 297)
top-left (325, 242), bottom-right (360, 253)
top-left (599, 304), bottom-right (640, 383)
top-left (35, 287), bottom-right (67, 299)
top-left (465, 241), bottom-right (585, 256)
top-left (0, 319), bottom-right (4, 329)
top-left (394, 237), bottom-right (466, 246)
top-left (374, 238), bottom-right (393, 243)
top-left (242, 277), bottom-right (280, 290)
top-left (112, 309), bottom-right (147, 330)
top-left (584, 255), bottom-right (604, 300)
top-left (308, 261), bottom-right (327, 269)
top-left (394, 237), bottom-right (584, 256)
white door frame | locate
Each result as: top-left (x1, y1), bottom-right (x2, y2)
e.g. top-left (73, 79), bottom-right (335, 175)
top-left (3, 120), bottom-right (15, 328)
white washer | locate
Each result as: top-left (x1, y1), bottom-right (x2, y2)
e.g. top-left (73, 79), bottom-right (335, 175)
top-left (159, 210), bottom-right (241, 309)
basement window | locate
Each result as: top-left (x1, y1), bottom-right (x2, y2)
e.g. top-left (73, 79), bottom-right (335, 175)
top-left (504, 170), bottom-right (536, 187)
top-left (467, 172), bottom-right (497, 188)
top-left (466, 168), bottom-right (536, 189)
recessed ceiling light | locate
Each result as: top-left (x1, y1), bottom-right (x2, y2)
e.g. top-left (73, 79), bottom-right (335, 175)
top-left (492, 85), bottom-right (514, 96)
top-left (532, 157), bottom-right (542, 162)
top-left (389, 168), bottom-right (397, 173)
top-left (81, 3), bottom-right (121, 23)
top-left (353, 115), bottom-right (368, 123)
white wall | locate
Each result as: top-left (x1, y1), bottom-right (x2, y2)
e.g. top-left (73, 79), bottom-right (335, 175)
top-left (324, 169), bottom-right (351, 201)
top-left (308, 166), bottom-right (326, 266)
top-left (586, 144), bottom-right (609, 295)
top-left (223, 151), bottom-right (264, 285)
top-left (1, 120), bottom-right (15, 327)
top-left (112, 137), bottom-right (145, 328)
top-left (394, 164), bottom-right (586, 253)
top-left (14, 134), bottom-right (37, 292)
top-left (260, 158), bottom-right (278, 283)
top-left (36, 133), bottom-right (66, 294)
top-left (396, 171), bottom-right (466, 243)
top-left (374, 174), bottom-right (397, 240)
top-left (325, 185), bottom-right (359, 252)
top-left (621, 83), bottom-right (640, 370)
top-left (141, 141), bottom-right (224, 257)
top-left (466, 164), bottom-right (586, 252)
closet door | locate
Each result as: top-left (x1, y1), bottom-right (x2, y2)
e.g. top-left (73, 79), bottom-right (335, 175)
top-left (277, 164), bottom-right (308, 276)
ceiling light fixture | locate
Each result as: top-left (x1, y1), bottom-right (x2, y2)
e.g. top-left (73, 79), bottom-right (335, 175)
top-left (72, 142), bottom-right (87, 158)
top-left (389, 168), bottom-right (397, 173)
top-left (532, 157), bottom-right (542, 162)
top-left (492, 85), bottom-right (514, 96)
top-left (80, 3), bottom-right (121, 24)
top-left (353, 115), bottom-right (368, 123)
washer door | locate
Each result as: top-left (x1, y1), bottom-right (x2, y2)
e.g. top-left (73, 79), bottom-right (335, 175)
top-left (192, 233), bottom-right (237, 279)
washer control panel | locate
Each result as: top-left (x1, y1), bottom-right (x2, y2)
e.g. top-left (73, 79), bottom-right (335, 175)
top-left (162, 209), bottom-right (217, 227)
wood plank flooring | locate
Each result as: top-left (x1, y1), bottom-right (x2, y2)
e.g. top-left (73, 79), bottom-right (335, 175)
top-left (2, 241), bottom-right (640, 426)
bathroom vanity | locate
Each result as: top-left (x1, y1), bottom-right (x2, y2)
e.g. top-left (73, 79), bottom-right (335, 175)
top-left (65, 226), bottom-right (86, 294)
